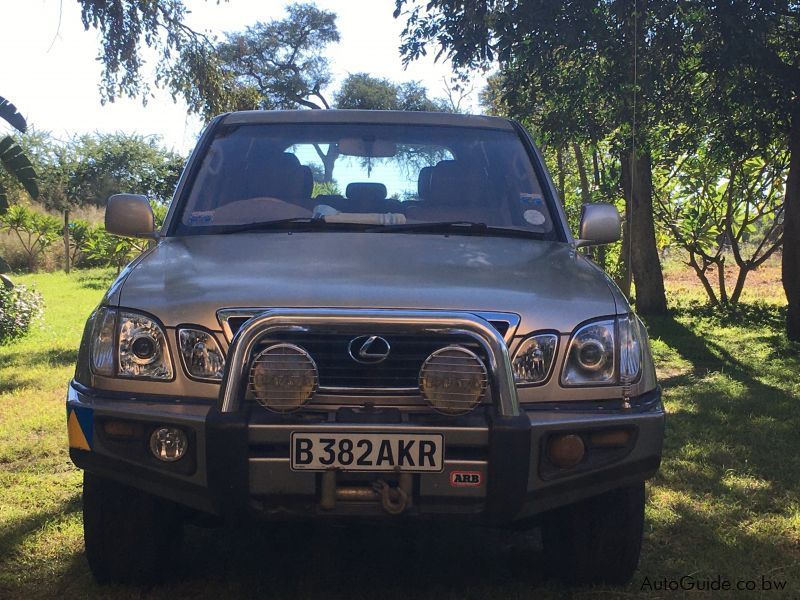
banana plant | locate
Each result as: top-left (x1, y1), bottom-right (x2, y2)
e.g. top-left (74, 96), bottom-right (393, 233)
top-left (0, 95), bottom-right (39, 211)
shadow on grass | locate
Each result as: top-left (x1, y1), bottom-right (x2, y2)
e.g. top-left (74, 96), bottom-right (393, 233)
top-left (76, 272), bottom-right (116, 291)
top-left (0, 495), bottom-right (82, 561)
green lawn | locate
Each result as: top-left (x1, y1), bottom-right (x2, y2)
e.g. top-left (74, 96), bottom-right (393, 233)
top-left (0, 270), bottom-right (798, 598)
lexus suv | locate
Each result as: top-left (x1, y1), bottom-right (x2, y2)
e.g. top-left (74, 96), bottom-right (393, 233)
top-left (67, 110), bottom-right (664, 585)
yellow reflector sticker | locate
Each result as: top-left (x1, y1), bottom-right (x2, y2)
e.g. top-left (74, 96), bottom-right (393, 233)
top-left (67, 409), bottom-right (91, 451)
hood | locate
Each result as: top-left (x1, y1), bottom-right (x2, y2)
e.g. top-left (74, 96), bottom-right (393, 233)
top-left (117, 232), bottom-right (620, 336)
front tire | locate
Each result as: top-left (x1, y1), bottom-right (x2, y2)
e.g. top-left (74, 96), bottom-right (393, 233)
top-left (82, 472), bottom-right (183, 584)
top-left (541, 482), bottom-right (646, 585)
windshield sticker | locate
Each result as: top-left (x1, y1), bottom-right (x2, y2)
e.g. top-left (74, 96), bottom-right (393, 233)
top-left (519, 193), bottom-right (544, 207)
top-left (188, 211), bottom-right (215, 225)
top-left (524, 209), bottom-right (546, 226)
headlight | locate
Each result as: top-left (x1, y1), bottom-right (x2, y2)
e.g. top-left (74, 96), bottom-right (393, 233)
top-left (178, 328), bottom-right (225, 381)
top-left (250, 343), bottom-right (318, 412)
top-left (90, 306), bottom-right (116, 376)
top-left (511, 333), bottom-right (558, 385)
top-left (618, 314), bottom-right (643, 383)
top-left (118, 311), bottom-right (173, 380)
top-left (419, 346), bottom-right (488, 415)
top-left (561, 318), bottom-right (615, 385)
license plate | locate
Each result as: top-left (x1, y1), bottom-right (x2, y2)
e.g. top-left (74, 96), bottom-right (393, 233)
top-left (290, 432), bottom-right (444, 472)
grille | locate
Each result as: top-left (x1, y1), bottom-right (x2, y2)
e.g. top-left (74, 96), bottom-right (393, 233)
top-left (247, 332), bottom-right (491, 393)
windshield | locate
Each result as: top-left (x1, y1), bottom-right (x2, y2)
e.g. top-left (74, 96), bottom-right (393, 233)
top-left (175, 122), bottom-right (559, 239)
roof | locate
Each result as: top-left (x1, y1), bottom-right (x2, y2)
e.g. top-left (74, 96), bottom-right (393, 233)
top-left (222, 109), bottom-right (515, 131)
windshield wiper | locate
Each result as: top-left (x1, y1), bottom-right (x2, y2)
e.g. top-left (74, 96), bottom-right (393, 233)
top-left (366, 221), bottom-right (541, 238)
top-left (217, 217), bottom-right (327, 234)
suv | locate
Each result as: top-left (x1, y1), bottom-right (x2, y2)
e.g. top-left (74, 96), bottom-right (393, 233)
top-left (67, 110), bottom-right (664, 585)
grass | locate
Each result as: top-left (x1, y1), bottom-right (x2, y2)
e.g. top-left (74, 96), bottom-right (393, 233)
top-left (1, 267), bottom-right (798, 598)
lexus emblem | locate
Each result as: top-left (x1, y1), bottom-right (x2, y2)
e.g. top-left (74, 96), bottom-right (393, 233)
top-left (348, 335), bottom-right (391, 364)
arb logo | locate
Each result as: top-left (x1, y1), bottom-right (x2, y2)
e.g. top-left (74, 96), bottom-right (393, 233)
top-left (450, 470), bottom-right (482, 487)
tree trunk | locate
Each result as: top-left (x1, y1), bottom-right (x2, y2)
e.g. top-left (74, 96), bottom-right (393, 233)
top-left (63, 209), bottom-right (70, 274)
top-left (618, 162), bottom-right (633, 297)
top-left (573, 144), bottom-right (592, 204)
top-left (556, 146), bottom-right (566, 200)
top-left (322, 147), bottom-right (339, 183)
top-left (730, 265), bottom-right (750, 304)
top-left (591, 147), bottom-right (607, 269)
top-left (783, 104), bottom-right (800, 341)
top-left (620, 148), bottom-right (668, 315)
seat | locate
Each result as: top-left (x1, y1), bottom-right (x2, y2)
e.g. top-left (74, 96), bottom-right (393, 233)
top-left (405, 160), bottom-right (491, 223)
top-left (344, 182), bottom-right (400, 213)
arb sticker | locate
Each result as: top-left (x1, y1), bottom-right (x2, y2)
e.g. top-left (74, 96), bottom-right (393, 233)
top-left (450, 470), bottom-right (482, 487)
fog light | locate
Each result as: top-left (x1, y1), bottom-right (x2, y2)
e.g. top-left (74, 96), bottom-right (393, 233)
top-left (149, 427), bottom-right (188, 462)
top-left (547, 434), bottom-right (585, 468)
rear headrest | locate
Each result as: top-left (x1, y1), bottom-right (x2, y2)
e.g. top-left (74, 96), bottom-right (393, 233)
top-left (428, 160), bottom-right (483, 206)
top-left (417, 166), bottom-right (434, 199)
top-left (346, 182), bottom-right (387, 203)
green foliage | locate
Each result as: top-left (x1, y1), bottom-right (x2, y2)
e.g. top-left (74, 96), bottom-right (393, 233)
top-left (0, 95), bottom-right (39, 210)
top-left (77, 0), bottom-right (197, 103)
top-left (312, 181), bottom-right (341, 197)
top-left (0, 282), bottom-right (43, 344)
top-left (70, 134), bottom-right (184, 207)
top-left (334, 74), bottom-right (443, 111)
top-left (0, 96), bottom-right (27, 134)
top-left (166, 3), bottom-right (340, 116)
top-left (0, 204), bottom-right (61, 271)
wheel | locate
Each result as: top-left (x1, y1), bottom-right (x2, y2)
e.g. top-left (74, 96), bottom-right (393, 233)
top-left (82, 472), bottom-right (183, 584)
top-left (541, 482), bottom-right (645, 585)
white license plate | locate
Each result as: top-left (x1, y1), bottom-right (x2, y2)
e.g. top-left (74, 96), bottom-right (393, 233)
top-left (290, 432), bottom-right (444, 472)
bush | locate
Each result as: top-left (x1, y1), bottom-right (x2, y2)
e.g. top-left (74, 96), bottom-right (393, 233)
top-left (0, 282), bottom-right (43, 344)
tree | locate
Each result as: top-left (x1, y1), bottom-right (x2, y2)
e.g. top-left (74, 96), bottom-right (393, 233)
top-left (690, 1), bottom-right (800, 340)
top-left (76, 0), bottom-right (210, 103)
top-left (0, 96), bottom-right (39, 211)
top-left (334, 74), bottom-right (443, 112)
top-left (69, 134), bottom-right (184, 207)
top-left (655, 141), bottom-right (786, 305)
top-left (394, 0), bottom-right (709, 315)
top-left (165, 3), bottom-right (340, 118)
top-left (0, 204), bottom-right (61, 272)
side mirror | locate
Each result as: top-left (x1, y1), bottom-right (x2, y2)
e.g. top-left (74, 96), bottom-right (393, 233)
top-left (105, 194), bottom-right (157, 239)
top-left (576, 203), bottom-right (621, 247)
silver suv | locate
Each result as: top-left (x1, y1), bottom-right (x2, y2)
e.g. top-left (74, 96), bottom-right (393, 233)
top-left (67, 110), bottom-right (664, 585)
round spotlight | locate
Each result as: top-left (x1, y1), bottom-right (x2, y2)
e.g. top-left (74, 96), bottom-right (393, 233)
top-left (149, 427), bottom-right (188, 462)
top-left (419, 346), bottom-right (488, 415)
top-left (249, 343), bottom-right (318, 412)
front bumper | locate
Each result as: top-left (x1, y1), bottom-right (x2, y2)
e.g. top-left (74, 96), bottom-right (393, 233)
top-left (67, 382), bottom-right (664, 522)
top-left (68, 308), bottom-right (664, 522)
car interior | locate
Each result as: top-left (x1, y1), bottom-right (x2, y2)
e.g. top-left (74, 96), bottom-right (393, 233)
top-left (182, 129), bottom-right (555, 235)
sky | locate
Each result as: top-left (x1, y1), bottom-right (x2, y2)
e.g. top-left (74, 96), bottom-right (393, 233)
top-left (0, 0), bottom-right (488, 154)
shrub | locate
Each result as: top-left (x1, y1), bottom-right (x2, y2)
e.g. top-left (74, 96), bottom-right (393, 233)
top-left (0, 282), bottom-right (43, 344)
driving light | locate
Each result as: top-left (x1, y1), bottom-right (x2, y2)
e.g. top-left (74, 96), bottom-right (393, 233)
top-left (178, 328), bottom-right (225, 381)
top-left (419, 346), bottom-right (488, 415)
top-left (561, 319), bottom-right (615, 385)
top-left (512, 334), bottom-right (558, 385)
top-left (249, 343), bottom-right (317, 412)
top-left (149, 426), bottom-right (188, 462)
top-left (118, 312), bottom-right (173, 380)
top-left (90, 307), bottom-right (116, 376)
